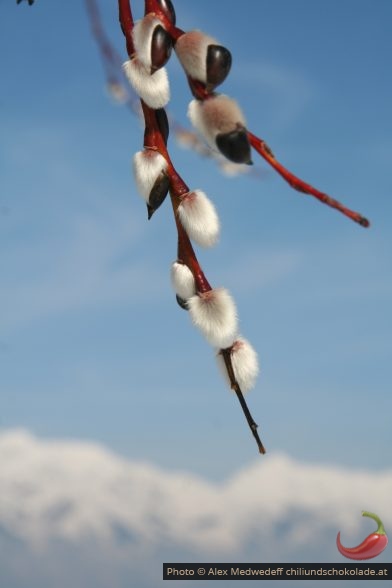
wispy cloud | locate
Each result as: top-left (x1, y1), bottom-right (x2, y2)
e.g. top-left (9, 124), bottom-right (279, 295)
top-left (0, 209), bottom-right (164, 333)
top-left (215, 247), bottom-right (303, 294)
top-left (231, 60), bottom-right (316, 129)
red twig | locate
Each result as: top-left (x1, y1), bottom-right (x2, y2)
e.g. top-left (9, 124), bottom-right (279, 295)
top-left (86, 0), bottom-right (121, 67)
top-left (248, 131), bottom-right (370, 228)
top-left (221, 348), bottom-right (266, 454)
top-left (118, 0), bottom-right (135, 57)
top-left (145, 0), bottom-right (184, 41)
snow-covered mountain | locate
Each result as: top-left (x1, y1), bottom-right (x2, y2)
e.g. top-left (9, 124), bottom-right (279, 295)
top-left (0, 429), bottom-right (391, 588)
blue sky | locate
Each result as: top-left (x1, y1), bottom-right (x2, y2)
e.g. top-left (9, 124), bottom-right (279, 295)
top-left (0, 1), bottom-right (391, 584)
top-left (2, 0), bottom-right (392, 471)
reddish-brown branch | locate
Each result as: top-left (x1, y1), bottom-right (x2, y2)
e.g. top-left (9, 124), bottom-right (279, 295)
top-left (86, 0), bottom-right (120, 65)
top-left (140, 102), bottom-right (211, 292)
top-left (145, 0), bottom-right (184, 41)
top-left (248, 131), bottom-right (370, 228)
top-left (172, 206), bottom-right (212, 294)
top-left (187, 78), bottom-right (212, 101)
top-left (221, 349), bottom-right (266, 454)
top-left (140, 102), bottom-right (189, 197)
top-left (118, 0), bottom-right (135, 56)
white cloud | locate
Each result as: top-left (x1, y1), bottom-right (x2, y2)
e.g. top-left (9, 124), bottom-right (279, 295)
top-left (0, 429), bottom-right (391, 558)
top-left (1, 429), bottom-right (391, 588)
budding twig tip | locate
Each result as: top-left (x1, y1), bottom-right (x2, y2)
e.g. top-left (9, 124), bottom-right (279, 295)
top-left (360, 217), bottom-right (370, 228)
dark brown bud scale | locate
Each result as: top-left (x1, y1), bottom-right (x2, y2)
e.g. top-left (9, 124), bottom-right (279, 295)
top-left (147, 204), bottom-right (154, 220)
top-left (175, 295), bottom-right (189, 310)
top-left (151, 25), bottom-right (173, 73)
top-left (147, 172), bottom-right (170, 218)
top-left (156, 0), bottom-right (176, 25)
top-left (216, 127), bottom-right (252, 165)
top-left (206, 45), bottom-right (232, 89)
top-left (155, 108), bottom-right (170, 145)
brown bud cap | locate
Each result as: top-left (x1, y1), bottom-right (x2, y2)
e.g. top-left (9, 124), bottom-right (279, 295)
top-left (155, 108), bottom-right (170, 145)
top-left (147, 172), bottom-right (170, 219)
top-left (206, 45), bottom-right (232, 90)
top-left (175, 295), bottom-right (189, 311)
top-left (156, 0), bottom-right (176, 25)
top-left (216, 126), bottom-right (252, 165)
top-left (151, 25), bottom-right (173, 73)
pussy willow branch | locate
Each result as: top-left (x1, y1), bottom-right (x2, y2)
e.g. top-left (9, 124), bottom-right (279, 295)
top-left (149, 0), bottom-right (369, 226)
top-left (141, 93), bottom-right (265, 452)
top-left (86, 0), bottom-right (256, 177)
top-left (118, 0), bottom-right (266, 454)
top-left (118, 0), bottom-right (368, 454)
top-left (159, 6), bottom-right (369, 228)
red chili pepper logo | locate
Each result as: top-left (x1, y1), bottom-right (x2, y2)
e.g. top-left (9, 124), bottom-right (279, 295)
top-left (337, 511), bottom-right (388, 560)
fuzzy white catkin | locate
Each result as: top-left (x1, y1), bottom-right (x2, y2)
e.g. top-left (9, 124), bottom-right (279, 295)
top-left (171, 262), bottom-right (196, 300)
top-left (175, 30), bottom-right (217, 83)
top-left (177, 190), bottom-right (220, 248)
top-left (188, 288), bottom-right (238, 348)
top-left (216, 337), bottom-right (259, 393)
top-left (123, 59), bottom-right (170, 109)
top-left (133, 150), bottom-right (168, 202)
top-left (188, 95), bottom-right (246, 149)
top-left (132, 15), bottom-right (163, 72)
